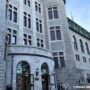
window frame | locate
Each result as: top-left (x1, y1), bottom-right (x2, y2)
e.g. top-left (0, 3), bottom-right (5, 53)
top-left (50, 26), bottom-right (61, 41)
top-left (53, 52), bottom-right (65, 68)
top-left (48, 6), bottom-right (59, 20)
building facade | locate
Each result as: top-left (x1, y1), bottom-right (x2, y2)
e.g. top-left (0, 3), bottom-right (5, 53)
top-left (68, 18), bottom-right (90, 86)
top-left (0, 0), bottom-right (90, 90)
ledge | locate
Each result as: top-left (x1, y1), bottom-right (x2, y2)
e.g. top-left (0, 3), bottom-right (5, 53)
top-left (8, 45), bottom-right (53, 59)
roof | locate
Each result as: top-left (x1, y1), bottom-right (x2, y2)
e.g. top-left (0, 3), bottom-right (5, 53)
top-left (67, 18), bottom-right (90, 40)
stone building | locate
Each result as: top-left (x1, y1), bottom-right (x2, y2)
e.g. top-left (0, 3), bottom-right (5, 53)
top-left (0, 0), bottom-right (90, 90)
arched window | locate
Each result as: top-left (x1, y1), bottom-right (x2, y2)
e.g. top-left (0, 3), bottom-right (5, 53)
top-left (16, 61), bottom-right (30, 90)
top-left (85, 42), bottom-right (90, 54)
top-left (41, 63), bottom-right (49, 90)
top-left (80, 39), bottom-right (84, 52)
top-left (73, 35), bottom-right (78, 50)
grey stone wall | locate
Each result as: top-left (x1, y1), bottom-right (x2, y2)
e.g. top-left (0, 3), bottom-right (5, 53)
top-left (0, 0), bottom-right (6, 90)
top-left (42, 0), bottom-right (79, 89)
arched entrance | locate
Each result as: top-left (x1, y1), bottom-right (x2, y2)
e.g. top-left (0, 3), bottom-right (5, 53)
top-left (41, 63), bottom-right (49, 90)
top-left (16, 61), bottom-right (30, 90)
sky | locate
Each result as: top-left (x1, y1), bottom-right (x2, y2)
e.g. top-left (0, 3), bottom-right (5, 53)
top-left (66, 0), bottom-right (90, 32)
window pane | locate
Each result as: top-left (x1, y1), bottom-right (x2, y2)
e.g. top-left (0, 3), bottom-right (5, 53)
top-left (36, 21), bottom-right (39, 31)
top-left (28, 0), bottom-right (30, 7)
top-left (40, 23), bottom-right (42, 33)
top-left (83, 57), bottom-right (87, 63)
top-left (60, 57), bottom-right (65, 67)
top-left (59, 52), bottom-right (63, 55)
top-left (73, 35), bottom-right (78, 50)
top-left (28, 35), bottom-right (31, 39)
top-left (13, 11), bottom-right (17, 23)
top-left (24, 39), bottom-right (27, 45)
top-left (35, 2), bottom-right (38, 11)
top-left (50, 31), bottom-right (55, 40)
top-left (12, 35), bottom-right (17, 44)
top-left (28, 40), bottom-right (31, 45)
top-left (85, 42), bottom-right (90, 54)
top-left (53, 52), bottom-right (57, 56)
top-left (56, 30), bottom-right (61, 40)
top-left (41, 44), bottom-right (44, 47)
top-left (75, 54), bottom-right (80, 61)
top-left (55, 26), bottom-right (60, 29)
top-left (54, 10), bottom-right (58, 19)
top-left (8, 9), bottom-right (12, 21)
top-left (39, 6), bottom-right (41, 13)
top-left (54, 57), bottom-right (59, 68)
top-left (24, 34), bottom-right (27, 38)
top-left (8, 34), bottom-right (11, 44)
top-left (48, 11), bottom-right (53, 19)
top-left (24, 16), bottom-right (27, 27)
top-left (50, 27), bottom-right (54, 31)
top-left (28, 18), bottom-right (31, 28)
top-left (37, 43), bottom-right (40, 47)
top-left (80, 39), bottom-right (84, 52)
top-left (41, 40), bottom-right (43, 43)
top-left (24, 0), bottom-right (26, 4)
top-left (13, 30), bottom-right (17, 34)
top-left (53, 7), bottom-right (57, 9)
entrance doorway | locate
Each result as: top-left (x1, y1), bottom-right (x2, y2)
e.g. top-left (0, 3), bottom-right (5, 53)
top-left (16, 61), bottom-right (30, 90)
top-left (41, 63), bottom-right (49, 90)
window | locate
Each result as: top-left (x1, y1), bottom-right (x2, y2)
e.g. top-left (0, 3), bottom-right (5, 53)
top-left (59, 52), bottom-right (65, 67)
top-left (12, 30), bottom-right (17, 44)
top-left (37, 38), bottom-right (44, 48)
top-left (53, 52), bottom-right (65, 68)
top-left (58, 84), bottom-right (66, 90)
top-left (56, 26), bottom-right (61, 40)
top-left (39, 20), bottom-right (42, 33)
top-left (85, 42), bottom-right (90, 54)
top-left (50, 26), bottom-right (61, 41)
top-left (38, 4), bottom-right (41, 13)
top-left (75, 54), bottom-right (80, 61)
top-left (87, 74), bottom-right (90, 83)
top-left (83, 57), bottom-right (87, 63)
top-left (24, 12), bottom-right (27, 27)
top-left (35, 2), bottom-right (41, 13)
top-left (6, 4), bottom-right (8, 18)
top-left (13, 7), bottom-right (17, 23)
top-left (28, 14), bottom-right (31, 28)
top-left (24, 0), bottom-right (27, 4)
top-left (89, 58), bottom-right (90, 63)
top-left (36, 18), bottom-right (42, 33)
top-left (7, 28), bottom-right (17, 45)
top-left (28, 0), bottom-right (30, 7)
top-left (53, 7), bottom-right (58, 19)
top-left (8, 5), bottom-right (12, 21)
top-left (23, 34), bottom-right (32, 45)
top-left (36, 19), bottom-right (39, 32)
top-left (48, 6), bottom-right (58, 19)
top-left (53, 52), bottom-right (59, 68)
top-left (24, 12), bottom-right (31, 28)
top-left (4, 42), bottom-right (7, 59)
top-left (80, 72), bottom-right (85, 83)
top-left (73, 35), bottom-right (78, 50)
top-left (8, 5), bottom-right (18, 23)
top-left (35, 2), bottom-right (38, 11)
top-left (80, 39), bottom-right (84, 53)
top-left (24, 0), bottom-right (30, 7)
top-left (48, 8), bottom-right (53, 19)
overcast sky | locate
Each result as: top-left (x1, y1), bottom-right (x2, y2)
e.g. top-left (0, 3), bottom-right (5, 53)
top-left (66, 0), bottom-right (90, 32)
